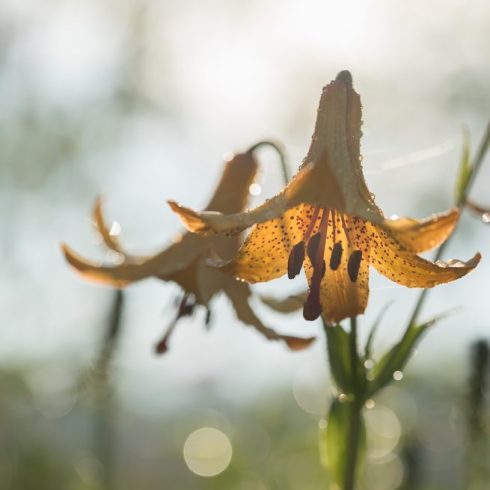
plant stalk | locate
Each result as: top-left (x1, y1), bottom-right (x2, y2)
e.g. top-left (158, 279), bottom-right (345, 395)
top-left (344, 317), bottom-right (362, 490)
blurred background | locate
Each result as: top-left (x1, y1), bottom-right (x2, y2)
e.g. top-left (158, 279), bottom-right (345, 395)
top-left (1, 0), bottom-right (489, 488)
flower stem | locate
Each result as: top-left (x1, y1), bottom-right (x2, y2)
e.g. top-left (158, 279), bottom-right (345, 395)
top-left (344, 316), bottom-right (361, 490)
top-left (349, 316), bottom-right (358, 387)
top-left (407, 122), bottom-right (490, 327)
top-left (246, 140), bottom-right (290, 185)
top-left (343, 400), bottom-right (362, 490)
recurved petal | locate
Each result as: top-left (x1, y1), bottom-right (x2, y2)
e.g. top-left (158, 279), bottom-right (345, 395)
top-left (168, 191), bottom-right (289, 235)
top-left (62, 243), bottom-right (144, 287)
top-left (223, 278), bottom-right (315, 351)
top-left (204, 151), bottom-right (258, 214)
top-left (61, 233), bottom-right (206, 287)
top-left (220, 204), bottom-right (316, 283)
top-left (92, 196), bottom-right (123, 253)
top-left (384, 208), bottom-right (460, 253)
top-left (368, 223), bottom-right (481, 287)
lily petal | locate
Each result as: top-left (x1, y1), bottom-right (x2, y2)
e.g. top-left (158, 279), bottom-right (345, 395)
top-left (259, 292), bottom-right (307, 313)
top-left (61, 233), bottom-right (206, 287)
top-left (368, 223), bottom-right (481, 287)
top-left (92, 196), bottom-right (123, 253)
top-left (217, 204), bottom-right (316, 282)
top-left (385, 208), bottom-right (460, 253)
top-left (223, 279), bottom-right (315, 351)
top-left (205, 151), bottom-right (258, 213)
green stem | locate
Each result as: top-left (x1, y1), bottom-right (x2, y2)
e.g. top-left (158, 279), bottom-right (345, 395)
top-left (407, 122), bottom-right (490, 327)
top-left (344, 317), bottom-right (361, 490)
top-left (349, 317), bottom-right (358, 388)
top-left (344, 400), bottom-right (362, 490)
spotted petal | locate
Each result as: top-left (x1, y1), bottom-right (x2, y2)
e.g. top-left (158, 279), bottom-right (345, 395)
top-left (368, 223), bottom-right (480, 287)
top-left (385, 208), bottom-right (460, 253)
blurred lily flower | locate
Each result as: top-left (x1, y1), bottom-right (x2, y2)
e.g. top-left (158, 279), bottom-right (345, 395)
top-left (62, 150), bottom-right (315, 352)
top-left (169, 71), bottom-right (480, 324)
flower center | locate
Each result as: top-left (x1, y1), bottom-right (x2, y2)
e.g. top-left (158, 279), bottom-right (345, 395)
top-left (287, 207), bottom-right (364, 321)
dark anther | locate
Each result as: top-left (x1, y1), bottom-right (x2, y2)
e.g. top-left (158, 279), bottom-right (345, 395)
top-left (303, 292), bottom-right (323, 321)
top-left (154, 294), bottom-right (195, 355)
top-left (336, 70), bottom-right (353, 87)
top-left (155, 336), bottom-right (170, 354)
top-left (347, 250), bottom-right (363, 282)
top-left (330, 242), bottom-right (343, 270)
top-left (288, 242), bottom-right (305, 279)
top-left (307, 233), bottom-right (322, 262)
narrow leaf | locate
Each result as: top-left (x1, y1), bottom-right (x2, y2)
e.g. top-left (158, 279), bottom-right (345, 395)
top-left (368, 312), bottom-right (451, 396)
top-left (364, 301), bottom-right (393, 361)
top-left (454, 126), bottom-right (472, 206)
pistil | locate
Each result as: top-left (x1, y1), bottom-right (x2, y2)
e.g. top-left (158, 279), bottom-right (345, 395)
top-left (303, 209), bottom-right (329, 320)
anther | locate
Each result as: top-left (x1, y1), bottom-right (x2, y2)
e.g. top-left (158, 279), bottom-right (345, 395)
top-left (347, 250), bottom-right (363, 282)
top-left (288, 242), bottom-right (305, 279)
top-left (307, 233), bottom-right (322, 263)
top-left (330, 242), bottom-right (343, 270)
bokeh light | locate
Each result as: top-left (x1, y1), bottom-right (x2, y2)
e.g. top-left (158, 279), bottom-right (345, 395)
top-left (183, 427), bottom-right (233, 477)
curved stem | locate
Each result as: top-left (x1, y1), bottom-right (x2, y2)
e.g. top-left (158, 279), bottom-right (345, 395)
top-left (247, 140), bottom-right (290, 185)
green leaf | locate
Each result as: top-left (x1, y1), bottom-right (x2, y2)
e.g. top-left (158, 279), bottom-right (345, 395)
top-left (322, 399), bottom-right (366, 488)
top-left (454, 126), bottom-right (472, 206)
top-left (368, 313), bottom-right (449, 397)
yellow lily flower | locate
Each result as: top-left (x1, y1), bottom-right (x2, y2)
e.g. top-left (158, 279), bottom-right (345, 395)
top-left (168, 71), bottom-right (481, 324)
top-left (61, 150), bottom-right (315, 352)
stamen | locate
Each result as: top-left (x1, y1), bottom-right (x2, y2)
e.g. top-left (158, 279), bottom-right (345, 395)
top-left (287, 206), bottom-right (321, 279)
top-left (307, 233), bottom-right (322, 263)
top-left (330, 242), bottom-right (343, 270)
top-left (347, 250), bottom-right (363, 282)
top-left (288, 242), bottom-right (305, 279)
top-left (304, 206), bottom-right (321, 241)
top-left (154, 294), bottom-right (195, 354)
top-left (340, 214), bottom-right (352, 247)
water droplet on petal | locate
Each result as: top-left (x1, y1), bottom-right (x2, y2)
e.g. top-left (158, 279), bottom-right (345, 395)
top-left (109, 221), bottom-right (121, 236)
top-left (249, 183), bottom-right (262, 196)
